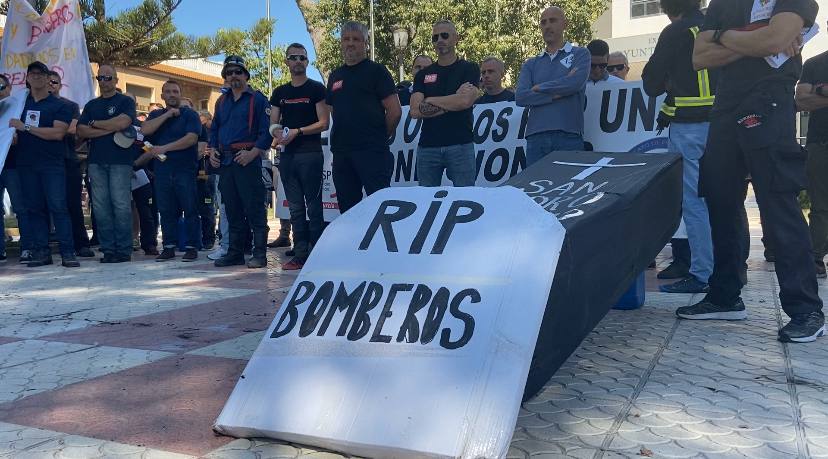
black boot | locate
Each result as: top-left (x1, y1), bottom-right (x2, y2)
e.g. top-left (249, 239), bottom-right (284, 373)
top-left (248, 231), bottom-right (268, 268)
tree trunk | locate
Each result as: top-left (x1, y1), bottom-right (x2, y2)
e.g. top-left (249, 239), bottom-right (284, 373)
top-left (295, 0), bottom-right (328, 83)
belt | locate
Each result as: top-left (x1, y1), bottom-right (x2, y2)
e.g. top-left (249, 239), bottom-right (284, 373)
top-left (224, 142), bottom-right (255, 152)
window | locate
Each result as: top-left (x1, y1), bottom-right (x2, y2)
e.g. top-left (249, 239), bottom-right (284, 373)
top-left (630, 0), bottom-right (661, 18)
top-left (126, 84), bottom-right (153, 112)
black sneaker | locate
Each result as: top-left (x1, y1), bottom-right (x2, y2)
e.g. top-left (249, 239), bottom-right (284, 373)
top-left (182, 248), bottom-right (198, 262)
top-left (657, 261), bottom-right (690, 280)
top-left (0, 252), bottom-right (6, 262)
top-left (27, 253), bottom-right (54, 268)
top-left (156, 248), bottom-right (176, 261)
top-left (765, 249), bottom-right (776, 263)
top-left (19, 250), bottom-right (33, 264)
top-left (76, 247), bottom-right (96, 258)
top-left (267, 236), bottom-right (291, 248)
top-left (285, 248), bottom-right (296, 257)
top-left (100, 254), bottom-right (117, 263)
top-left (816, 260), bottom-right (826, 279)
top-left (779, 312), bottom-right (826, 343)
top-left (214, 255), bottom-right (246, 267)
top-left (61, 255), bottom-right (80, 268)
top-left (247, 255), bottom-right (267, 268)
top-left (676, 298), bottom-right (747, 320)
top-left (660, 276), bottom-right (710, 294)
top-left (114, 254), bottom-right (132, 263)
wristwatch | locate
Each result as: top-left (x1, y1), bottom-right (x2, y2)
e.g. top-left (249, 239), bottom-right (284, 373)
top-left (712, 29), bottom-right (726, 45)
top-left (24, 125), bottom-right (31, 132)
top-left (297, 128), bottom-right (304, 136)
top-left (89, 120), bottom-right (96, 127)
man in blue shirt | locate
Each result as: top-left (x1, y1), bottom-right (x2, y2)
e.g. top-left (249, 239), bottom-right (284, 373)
top-left (516, 6), bottom-right (590, 166)
top-left (142, 80), bottom-right (202, 262)
top-left (208, 56), bottom-right (272, 268)
top-left (11, 61), bottom-right (77, 267)
top-left (77, 64), bottom-right (138, 263)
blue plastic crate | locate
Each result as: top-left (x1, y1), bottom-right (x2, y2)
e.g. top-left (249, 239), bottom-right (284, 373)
top-left (613, 272), bottom-right (645, 310)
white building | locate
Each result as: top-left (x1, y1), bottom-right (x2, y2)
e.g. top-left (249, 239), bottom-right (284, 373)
top-left (594, 0), bottom-right (828, 81)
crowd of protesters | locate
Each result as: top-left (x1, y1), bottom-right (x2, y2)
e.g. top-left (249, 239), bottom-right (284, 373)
top-left (0, 0), bottom-right (825, 342)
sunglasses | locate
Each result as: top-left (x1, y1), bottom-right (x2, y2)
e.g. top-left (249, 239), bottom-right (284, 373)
top-left (607, 64), bottom-right (627, 72)
top-left (96, 75), bottom-right (114, 81)
top-left (225, 69), bottom-right (246, 76)
top-left (49, 79), bottom-right (60, 85)
top-left (287, 54), bottom-right (308, 62)
top-left (0, 84), bottom-right (6, 91)
top-left (590, 63), bottom-right (608, 69)
top-left (431, 32), bottom-right (451, 43)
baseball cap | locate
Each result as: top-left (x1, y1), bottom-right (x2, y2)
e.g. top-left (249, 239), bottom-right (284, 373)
top-left (113, 125), bottom-right (137, 149)
top-left (27, 61), bottom-right (50, 74)
top-left (222, 55), bottom-right (250, 79)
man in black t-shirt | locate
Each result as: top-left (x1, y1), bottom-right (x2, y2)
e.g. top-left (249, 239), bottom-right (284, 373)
top-left (477, 57), bottom-right (515, 104)
top-left (77, 64), bottom-right (138, 263)
top-left (411, 20), bottom-right (480, 187)
top-left (398, 55), bottom-right (434, 106)
top-left (326, 21), bottom-right (402, 214)
top-left (686, 0), bottom-right (824, 342)
top-left (48, 71), bottom-right (94, 258)
top-left (13, 61), bottom-right (77, 268)
top-left (796, 40), bottom-right (828, 279)
top-left (270, 43), bottom-right (330, 271)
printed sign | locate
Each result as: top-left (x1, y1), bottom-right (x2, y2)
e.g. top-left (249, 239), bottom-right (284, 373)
top-left (276, 81), bottom-right (668, 221)
top-left (216, 186), bottom-right (565, 459)
top-left (0, 0), bottom-right (96, 107)
top-left (0, 89), bottom-right (29, 174)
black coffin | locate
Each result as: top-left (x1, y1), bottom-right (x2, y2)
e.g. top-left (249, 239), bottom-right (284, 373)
top-left (501, 151), bottom-right (682, 400)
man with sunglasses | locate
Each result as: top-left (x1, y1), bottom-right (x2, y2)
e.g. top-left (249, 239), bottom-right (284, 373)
top-left (208, 55), bottom-right (272, 269)
top-left (269, 43), bottom-right (330, 271)
top-left (410, 20), bottom-right (480, 186)
top-left (12, 61), bottom-right (77, 267)
top-left (77, 64), bottom-right (138, 263)
top-left (141, 80), bottom-right (202, 262)
top-left (587, 40), bottom-right (623, 84)
top-left (47, 70), bottom-right (95, 259)
top-left (516, 6), bottom-right (591, 166)
top-left (326, 21), bottom-right (401, 214)
top-left (607, 52), bottom-right (630, 80)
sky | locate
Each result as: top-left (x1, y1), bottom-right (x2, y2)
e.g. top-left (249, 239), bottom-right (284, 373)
top-left (109, 0), bottom-right (323, 79)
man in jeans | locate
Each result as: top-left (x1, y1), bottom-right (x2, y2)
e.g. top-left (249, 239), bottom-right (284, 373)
top-left (516, 6), bottom-right (590, 166)
top-left (270, 43), bottom-right (330, 270)
top-left (410, 20), bottom-right (479, 186)
top-left (77, 64), bottom-right (137, 263)
top-left (141, 80), bottom-right (202, 262)
top-left (642, 0), bottom-right (717, 294)
top-left (13, 61), bottom-right (77, 267)
top-left (796, 38), bottom-right (828, 278)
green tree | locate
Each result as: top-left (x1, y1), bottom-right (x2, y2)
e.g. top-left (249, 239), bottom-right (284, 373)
top-left (297, 0), bottom-right (607, 84)
top-left (213, 18), bottom-right (291, 94)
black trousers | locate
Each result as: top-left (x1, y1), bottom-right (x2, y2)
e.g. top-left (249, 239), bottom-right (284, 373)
top-left (219, 158), bottom-right (269, 259)
top-left (280, 151), bottom-right (324, 259)
top-left (700, 86), bottom-right (822, 317)
top-left (132, 181), bottom-right (158, 251)
top-left (197, 174), bottom-right (217, 246)
top-left (65, 158), bottom-right (90, 249)
top-left (332, 147), bottom-right (393, 214)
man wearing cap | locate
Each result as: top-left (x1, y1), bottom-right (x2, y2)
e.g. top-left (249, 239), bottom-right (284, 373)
top-left (141, 80), bottom-right (202, 262)
top-left (208, 55), bottom-right (272, 269)
top-left (77, 64), bottom-right (138, 263)
top-left (326, 21), bottom-right (402, 213)
top-left (11, 61), bottom-right (77, 267)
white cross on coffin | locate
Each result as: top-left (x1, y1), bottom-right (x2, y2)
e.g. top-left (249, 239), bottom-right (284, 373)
top-left (553, 156), bottom-right (647, 180)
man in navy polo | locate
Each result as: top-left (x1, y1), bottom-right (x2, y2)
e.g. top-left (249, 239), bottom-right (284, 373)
top-left (141, 80), bottom-right (202, 262)
top-left (11, 61), bottom-right (77, 267)
top-left (77, 64), bottom-right (137, 263)
top-left (208, 56), bottom-right (272, 268)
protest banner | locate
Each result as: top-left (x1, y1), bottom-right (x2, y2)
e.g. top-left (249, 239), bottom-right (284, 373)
top-left (275, 80), bottom-right (668, 221)
top-left (0, 0), bottom-right (95, 106)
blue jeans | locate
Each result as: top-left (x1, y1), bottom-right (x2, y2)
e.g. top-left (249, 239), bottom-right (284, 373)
top-left (416, 143), bottom-right (476, 186)
top-left (0, 168), bottom-right (30, 254)
top-left (669, 122), bottom-right (714, 283)
top-left (88, 164), bottom-right (133, 257)
top-left (526, 130), bottom-right (584, 166)
top-left (154, 169), bottom-right (200, 249)
top-left (18, 165), bottom-right (75, 257)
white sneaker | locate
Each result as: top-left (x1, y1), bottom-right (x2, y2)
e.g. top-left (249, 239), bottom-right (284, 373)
top-left (207, 248), bottom-right (227, 260)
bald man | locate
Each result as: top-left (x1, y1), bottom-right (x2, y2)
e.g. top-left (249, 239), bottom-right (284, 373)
top-left (515, 6), bottom-right (590, 165)
top-left (477, 57), bottom-right (514, 104)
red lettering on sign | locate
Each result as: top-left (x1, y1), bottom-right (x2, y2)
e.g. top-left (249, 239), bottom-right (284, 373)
top-left (424, 74), bottom-right (437, 83)
top-left (27, 5), bottom-right (75, 46)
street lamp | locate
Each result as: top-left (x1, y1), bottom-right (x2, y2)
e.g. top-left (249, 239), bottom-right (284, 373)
top-left (392, 25), bottom-right (410, 82)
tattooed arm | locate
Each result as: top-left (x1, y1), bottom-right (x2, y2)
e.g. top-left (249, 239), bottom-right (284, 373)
top-left (409, 92), bottom-right (446, 119)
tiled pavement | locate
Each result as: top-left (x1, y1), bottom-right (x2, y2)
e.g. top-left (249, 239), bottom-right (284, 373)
top-left (1, 197), bottom-right (827, 458)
